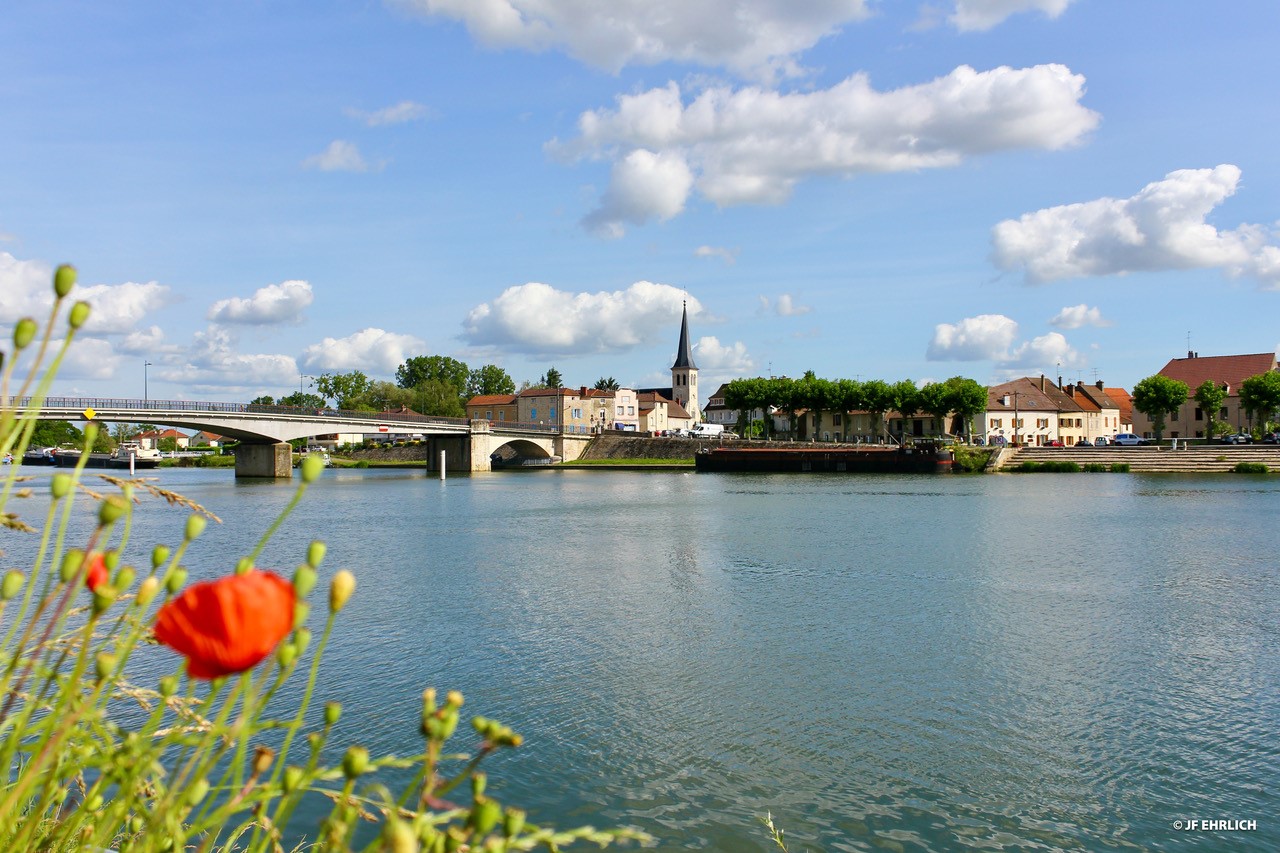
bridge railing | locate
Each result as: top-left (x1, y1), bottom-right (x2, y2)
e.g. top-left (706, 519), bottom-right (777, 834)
top-left (3, 396), bottom-right (471, 428)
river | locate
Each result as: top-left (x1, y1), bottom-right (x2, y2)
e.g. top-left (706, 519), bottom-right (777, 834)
top-left (12, 467), bottom-right (1280, 850)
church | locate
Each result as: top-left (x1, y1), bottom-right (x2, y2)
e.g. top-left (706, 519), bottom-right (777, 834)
top-left (635, 301), bottom-right (700, 424)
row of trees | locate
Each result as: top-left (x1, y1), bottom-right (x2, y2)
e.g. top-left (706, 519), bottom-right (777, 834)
top-left (1132, 371), bottom-right (1280, 440)
top-left (721, 373), bottom-right (989, 440)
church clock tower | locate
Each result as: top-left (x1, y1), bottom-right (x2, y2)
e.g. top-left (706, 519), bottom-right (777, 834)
top-left (671, 301), bottom-right (700, 422)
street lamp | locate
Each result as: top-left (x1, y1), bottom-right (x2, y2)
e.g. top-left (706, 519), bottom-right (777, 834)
top-left (144, 360), bottom-right (153, 406)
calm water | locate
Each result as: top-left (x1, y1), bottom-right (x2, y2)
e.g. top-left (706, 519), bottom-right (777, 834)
top-left (11, 467), bottom-right (1280, 850)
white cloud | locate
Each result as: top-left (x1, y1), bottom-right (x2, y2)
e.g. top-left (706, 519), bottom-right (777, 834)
top-left (991, 165), bottom-right (1280, 287)
top-left (76, 281), bottom-right (170, 334)
top-left (928, 313), bottom-right (1082, 371)
top-left (464, 281), bottom-right (701, 355)
top-left (693, 335), bottom-right (754, 372)
top-left (302, 140), bottom-right (371, 172)
top-left (759, 293), bottom-right (811, 316)
top-left (298, 327), bottom-right (427, 374)
top-left (927, 314), bottom-right (1019, 361)
top-left (582, 149), bottom-right (694, 237)
top-left (555, 65), bottom-right (1098, 234)
top-left (1049, 304), bottom-right (1110, 329)
top-left (38, 337), bottom-right (121, 380)
top-left (117, 325), bottom-right (175, 355)
top-left (348, 100), bottom-right (429, 126)
top-left (207, 280), bottom-right (314, 326)
top-left (951, 0), bottom-right (1074, 32)
top-left (0, 252), bottom-right (55, 322)
top-left (398, 0), bottom-right (872, 79)
top-left (695, 245), bottom-right (738, 264)
top-left (168, 326), bottom-right (300, 390)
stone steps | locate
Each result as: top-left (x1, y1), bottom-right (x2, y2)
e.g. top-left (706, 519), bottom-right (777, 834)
top-left (999, 446), bottom-right (1280, 473)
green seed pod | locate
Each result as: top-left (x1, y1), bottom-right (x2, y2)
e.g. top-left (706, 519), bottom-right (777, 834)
top-left (95, 652), bottom-right (117, 682)
top-left (165, 567), bottom-right (188, 594)
top-left (53, 264), bottom-right (77, 298)
top-left (103, 551), bottom-right (120, 571)
top-left (468, 795), bottom-right (501, 837)
top-left (341, 746), bottom-right (369, 779)
top-left (129, 815), bottom-right (144, 834)
top-left (186, 777), bottom-right (210, 806)
top-left (471, 772), bottom-right (487, 798)
top-left (301, 454), bottom-right (324, 483)
top-left (324, 702), bottom-right (342, 726)
top-left (50, 473), bottom-right (72, 499)
top-left (13, 318), bottom-right (37, 350)
top-left (503, 808), bottom-right (526, 839)
top-left (68, 300), bottom-right (91, 330)
top-left (253, 745), bottom-right (275, 776)
top-left (294, 627), bottom-right (312, 654)
top-left (307, 540), bottom-right (327, 569)
top-left (446, 690), bottom-right (464, 709)
top-left (283, 766), bottom-right (304, 793)
top-left (329, 569), bottom-right (355, 613)
top-left (236, 556), bottom-right (252, 575)
top-left (85, 793), bottom-right (104, 812)
top-left (61, 549), bottom-right (86, 583)
top-left (92, 585), bottom-right (118, 615)
top-left (385, 818), bottom-right (418, 853)
top-left (159, 675), bottom-right (178, 697)
top-left (98, 497), bottom-right (126, 527)
top-left (151, 544), bottom-right (171, 569)
top-left (444, 827), bottom-right (466, 853)
top-left (136, 576), bottom-right (160, 606)
top-left (293, 601), bottom-right (309, 629)
top-left (1, 570), bottom-right (25, 601)
top-left (184, 514), bottom-right (206, 541)
top-left (277, 643), bottom-right (297, 668)
top-left (114, 565), bottom-right (136, 591)
top-left (293, 564), bottom-right (317, 598)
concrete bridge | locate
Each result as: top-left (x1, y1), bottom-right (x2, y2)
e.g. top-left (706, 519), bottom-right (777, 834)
top-left (8, 396), bottom-right (593, 477)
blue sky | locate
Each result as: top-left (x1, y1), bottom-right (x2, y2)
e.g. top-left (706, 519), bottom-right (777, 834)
top-left (3, 1), bottom-right (1279, 404)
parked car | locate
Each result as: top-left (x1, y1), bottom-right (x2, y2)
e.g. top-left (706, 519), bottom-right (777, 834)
top-left (1220, 433), bottom-right (1253, 444)
top-left (1261, 432), bottom-right (1279, 444)
top-left (1075, 437), bottom-right (1093, 446)
top-left (1111, 433), bottom-right (1146, 446)
top-left (1093, 436), bottom-right (1110, 446)
top-left (1045, 439), bottom-right (1064, 447)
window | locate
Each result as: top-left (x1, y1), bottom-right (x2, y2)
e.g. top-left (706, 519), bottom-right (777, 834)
top-left (572, 408), bottom-right (582, 419)
top-left (485, 410), bottom-right (492, 420)
top-left (530, 408), bottom-right (537, 420)
top-left (628, 406), bottom-right (635, 415)
top-left (550, 407), bottom-right (557, 419)
top-left (1194, 408), bottom-right (1203, 421)
top-left (498, 411), bottom-right (504, 421)
top-left (1037, 418), bottom-right (1049, 429)
top-left (833, 414), bottom-right (842, 425)
top-left (991, 418), bottom-right (1002, 428)
top-left (1168, 410), bottom-right (1177, 422)
top-left (1220, 407), bottom-right (1229, 419)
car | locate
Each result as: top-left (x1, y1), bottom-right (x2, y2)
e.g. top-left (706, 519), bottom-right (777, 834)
top-left (1261, 432), bottom-right (1279, 444)
top-left (1220, 433), bottom-right (1253, 444)
top-left (1075, 437), bottom-right (1093, 446)
top-left (1111, 433), bottom-right (1146, 446)
top-left (1045, 439), bottom-right (1064, 447)
top-left (1093, 436), bottom-right (1110, 446)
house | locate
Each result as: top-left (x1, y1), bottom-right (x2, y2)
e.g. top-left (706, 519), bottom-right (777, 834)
top-left (1061, 381), bottom-right (1122, 442)
top-left (466, 394), bottom-right (518, 424)
top-left (610, 388), bottom-right (640, 431)
top-left (135, 428), bottom-right (190, 450)
top-left (1132, 351), bottom-right (1279, 439)
top-left (974, 377), bottom-right (1084, 447)
top-left (637, 392), bottom-right (692, 435)
top-left (190, 431), bottom-right (223, 448)
top-left (703, 382), bottom-right (776, 434)
top-left (514, 387), bottom-right (610, 434)
top-left (1104, 388), bottom-right (1134, 433)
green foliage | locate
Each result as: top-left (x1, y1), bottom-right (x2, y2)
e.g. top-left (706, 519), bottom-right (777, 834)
top-left (1015, 460), bottom-right (1082, 473)
top-left (593, 376), bottom-right (621, 391)
top-left (1239, 370), bottom-right (1280, 431)
top-left (1233, 461), bottom-right (1269, 474)
top-left (415, 379), bottom-right (467, 418)
top-left (29, 420), bottom-right (81, 447)
top-left (157, 436), bottom-right (179, 452)
top-left (314, 371), bottom-right (371, 409)
top-left (951, 445), bottom-right (993, 472)
top-left (943, 376), bottom-right (989, 437)
top-left (1110, 463), bottom-right (1130, 473)
top-left (397, 355), bottom-right (470, 395)
top-left (277, 391), bottom-right (326, 410)
top-left (250, 394), bottom-right (275, 406)
top-left (1193, 380), bottom-right (1228, 443)
top-left (539, 366), bottom-right (564, 389)
top-left (468, 364), bottom-right (516, 397)
top-left (1132, 374), bottom-right (1189, 441)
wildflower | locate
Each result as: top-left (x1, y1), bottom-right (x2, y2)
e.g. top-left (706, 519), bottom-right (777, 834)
top-left (153, 569), bottom-right (296, 679)
top-left (84, 553), bottom-right (108, 592)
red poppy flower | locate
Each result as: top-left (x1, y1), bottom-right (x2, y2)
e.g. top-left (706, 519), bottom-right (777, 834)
top-left (85, 552), bottom-right (108, 592)
top-left (154, 570), bottom-right (296, 679)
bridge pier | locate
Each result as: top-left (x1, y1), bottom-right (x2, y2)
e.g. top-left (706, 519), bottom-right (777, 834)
top-left (234, 442), bottom-right (293, 478)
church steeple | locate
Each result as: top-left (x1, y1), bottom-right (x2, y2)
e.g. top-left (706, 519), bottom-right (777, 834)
top-left (670, 300), bottom-right (700, 422)
top-left (672, 301), bottom-right (697, 370)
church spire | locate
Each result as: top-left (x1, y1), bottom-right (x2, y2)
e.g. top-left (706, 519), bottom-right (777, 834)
top-left (672, 301), bottom-right (697, 370)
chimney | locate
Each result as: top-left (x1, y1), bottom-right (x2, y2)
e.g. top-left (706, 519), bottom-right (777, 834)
top-left (1188, 350), bottom-right (1194, 359)
top-left (580, 386), bottom-right (588, 397)
top-left (1096, 380), bottom-right (1104, 390)
top-left (1039, 375), bottom-right (1045, 391)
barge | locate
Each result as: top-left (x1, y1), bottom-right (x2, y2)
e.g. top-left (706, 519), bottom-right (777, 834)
top-left (694, 444), bottom-right (953, 474)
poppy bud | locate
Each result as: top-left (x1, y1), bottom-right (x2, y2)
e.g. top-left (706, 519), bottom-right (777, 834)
top-left (293, 565), bottom-right (317, 598)
top-left (50, 474), bottom-right (72, 499)
top-left (236, 556), bottom-right (252, 575)
top-left (341, 746), bottom-right (369, 779)
top-left (277, 643), bottom-right (297, 668)
top-left (92, 585), bottom-right (118, 615)
top-left (186, 778), bottom-right (209, 806)
top-left (294, 627), bottom-right (311, 654)
top-left (61, 550), bottom-right (86, 583)
top-left (293, 601), bottom-right (309, 628)
top-left (159, 675), bottom-right (178, 697)
top-left (84, 553), bottom-right (108, 592)
top-left (503, 808), bottom-right (526, 839)
top-left (98, 497), bottom-right (126, 527)
top-left (329, 570), bottom-right (355, 613)
top-left (13, 318), bottom-right (37, 350)
top-left (471, 772), bottom-right (487, 798)
top-left (68, 301), bottom-right (90, 330)
top-left (137, 576), bottom-right (160, 606)
top-left (385, 819), bottom-right (417, 853)
top-left (165, 567), bottom-right (187, 594)
top-left (103, 551), bottom-right (120, 571)
top-left (95, 652), bottom-right (117, 682)
top-left (307, 540), bottom-right (326, 568)
top-left (151, 545), bottom-right (171, 569)
top-left (325, 702), bottom-right (342, 726)
top-left (54, 264), bottom-right (76, 297)
top-left (446, 690), bottom-right (463, 709)
top-left (468, 795), bottom-right (501, 837)
top-left (114, 565), bottom-right (136, 591)
top-left (301, 455), bottom-right (324, 483)
top-left (253, 745), bottom-right (275, 776)
top-left (184, 515), bottom-right (206, 541)
top-left (283, 766), bottom-right (304, 793)
top-left (1, 570), bottom-right (24, 600)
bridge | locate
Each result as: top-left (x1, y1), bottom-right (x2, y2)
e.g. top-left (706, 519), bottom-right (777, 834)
top-left (6, 397), bottom-right (594, 477)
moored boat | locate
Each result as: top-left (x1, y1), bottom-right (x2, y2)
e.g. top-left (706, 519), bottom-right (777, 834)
top-left (694, 443), bottom-right (953, 474)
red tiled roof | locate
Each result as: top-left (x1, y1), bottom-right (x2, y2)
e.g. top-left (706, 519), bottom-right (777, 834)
top-left (1156, 352), bottom-right (1278, 396)
top-left (466, 395), bottom-right (517, 406)
top-left (1104, 388), bottom-right (1133, 422)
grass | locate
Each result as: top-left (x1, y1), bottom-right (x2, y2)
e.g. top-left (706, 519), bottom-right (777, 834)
top-left (951, 446), bottom-right (994, 473)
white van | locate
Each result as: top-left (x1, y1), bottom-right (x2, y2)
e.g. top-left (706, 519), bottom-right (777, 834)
top-left (689, 423), bottom-right (724, 438)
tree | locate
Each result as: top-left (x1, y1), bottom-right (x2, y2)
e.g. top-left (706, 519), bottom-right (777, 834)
top-left (539, 367), bottom-right (564, 389)
top-left (417, 379), bottom-right (466, 418)
top-left (1132, 374), bottom-right (1189, 441)
top-left (467, 365), bottom-right (516, 398)
top-left (250, 395), bottom-right (275, 406)
top-left (314, 371), bottom-right (371, 410)
top-left (888, 380), bottom-right (920, 443)
top-left (363, 381), bottom-right (416, 413)
top-left (593, 376), bottom-right (620, 391)
top-left (30, 420), bottom-right (82, 448)
top-left (397, 356), bottom-right (470, 395)
top-left (158, 436), bottom-right (179, 452)
top-left (860, 379), bottom-right (894, 441)
top-left (944, 377), bottom-right (988, 440)
top-left (916, 382), bottom-right (952, 437)
top-left (1239, 371), bottom-right (1280, 432)
top-left (768, 376), bottom-right (798, 437)
top-left (1193, 380), bottom-right (1228, 441)
top-left (278, 391), bottom-right (327, 410)
top-left (831, 379), bottom-right (863, 441)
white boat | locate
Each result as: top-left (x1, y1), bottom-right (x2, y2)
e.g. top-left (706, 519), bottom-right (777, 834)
top-left (112, 441), bottom-right (162, 461)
